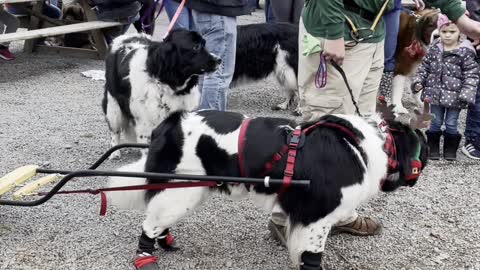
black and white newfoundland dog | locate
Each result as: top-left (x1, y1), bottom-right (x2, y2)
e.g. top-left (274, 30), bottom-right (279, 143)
top-left (102, 29), bottom-right (220, 158)
top-left (107, 105), bottom-right (429, 269)
top-left (233, 23), bottom-right (298, 112)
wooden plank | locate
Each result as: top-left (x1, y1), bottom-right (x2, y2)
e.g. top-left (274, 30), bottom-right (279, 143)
top-left (0, 165), bottom-right (38, 197)
top-left (79, 0), bottom-right (111, 59)
top-left (13, 174), bottom-right (61, 200)
top-left (0, 0), bottom-right (41, 3)
top-left (0, 21), bottom-right (122, 43)
top-left (23, 0), bottom-right (42, 53)
top-left (35, 44), bottom-right (100, 59)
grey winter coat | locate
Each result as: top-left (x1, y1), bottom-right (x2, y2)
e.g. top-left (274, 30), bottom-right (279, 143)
top-left (412, 39), bottom-right (480, 109)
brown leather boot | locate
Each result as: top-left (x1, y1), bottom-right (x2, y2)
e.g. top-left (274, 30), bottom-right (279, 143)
top-left (334, 216), bottom-right (383, 236)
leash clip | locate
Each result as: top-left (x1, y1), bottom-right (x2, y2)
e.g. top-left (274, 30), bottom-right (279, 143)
top-left (350, 27), bottom-right (374, 43)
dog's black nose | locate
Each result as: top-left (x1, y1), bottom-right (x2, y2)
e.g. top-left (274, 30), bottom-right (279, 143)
top-left (215, 57), bottom-right (221, 65)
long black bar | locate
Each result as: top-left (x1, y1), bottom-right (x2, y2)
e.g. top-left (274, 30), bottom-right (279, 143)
top-left (0, 169), bottom-right (310, 206)
top-left (88, 143), bottom-right (149, 169)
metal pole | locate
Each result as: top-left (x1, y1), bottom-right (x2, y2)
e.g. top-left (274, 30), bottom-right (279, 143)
top-left (0, 169), bottom-right (309, 206)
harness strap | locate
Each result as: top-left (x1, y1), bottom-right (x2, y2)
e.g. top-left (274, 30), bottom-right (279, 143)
top-left (405, 40), bottom-right (426, 58)
top-left (279, 127), bottom-right (302, 196)
top-left (302, 121), bottom-right (360, 143)
top-left (37, 181), bottom-right (218, 216)
top-left (140, 0), bottom-right (164, 31)
top-left (344, 0), bottom-right (391, 43)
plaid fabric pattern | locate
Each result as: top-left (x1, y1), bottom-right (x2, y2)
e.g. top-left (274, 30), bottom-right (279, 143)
top-left (384, 130), bottom-right (398, 173)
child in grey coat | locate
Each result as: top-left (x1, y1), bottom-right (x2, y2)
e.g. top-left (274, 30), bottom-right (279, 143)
top-left (412, 14), bottom-right (480, 161)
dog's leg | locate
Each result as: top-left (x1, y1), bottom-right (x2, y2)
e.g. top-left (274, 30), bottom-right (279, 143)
top-left (391, 74), bottom-right (409, 114)
top-left (134, 187), bottom-right (210, 269)
top-left (141, 187), bottom-right (211, 248)
top-left (287, 218), bottom-right (333, 270)
top-left (105, 94), bottom-right (128, 159)
top-left (134, 120), bottom-right (155, 157)
top-left (272, 52), bottom-right (298, 112)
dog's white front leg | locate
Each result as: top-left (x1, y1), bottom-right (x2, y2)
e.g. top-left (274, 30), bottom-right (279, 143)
top-left (135, 120), bottom-right (155, 157)
top-left (391, 75), bottom-right (409, 114)
top-left (288, 218), bottom-right (333, 270)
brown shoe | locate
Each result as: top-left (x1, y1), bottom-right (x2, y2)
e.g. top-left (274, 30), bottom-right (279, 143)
top-left (334, 216), bottom-right (383, 236)
top-left (268, 219), bottom-right (287, 246)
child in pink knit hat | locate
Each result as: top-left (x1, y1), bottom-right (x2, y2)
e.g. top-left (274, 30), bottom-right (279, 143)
top-left (412, 13), bottom-right (479, 160)
top-left (437, 13), bottom-right (452, 29)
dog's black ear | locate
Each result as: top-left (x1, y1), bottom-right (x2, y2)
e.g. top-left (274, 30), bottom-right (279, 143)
top-left (146, 42), bottom-right (179, 84)
top-left (163, 29), bottom-right (182, 43)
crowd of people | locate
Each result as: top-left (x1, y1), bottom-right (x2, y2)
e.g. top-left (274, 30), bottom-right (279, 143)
top-left (150, 0), bottom-right (480, 244)
top-left (2, 0), bottom-right (480, 246)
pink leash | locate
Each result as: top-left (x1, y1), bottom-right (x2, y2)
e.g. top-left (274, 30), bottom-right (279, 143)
top-left (163, 0), bottom-right (187, 39)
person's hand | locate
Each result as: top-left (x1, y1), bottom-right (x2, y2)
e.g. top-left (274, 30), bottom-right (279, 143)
top-left (472, 39), bottom-right (480, 50)
top-left (414, 0), bottom-right (425, 11)
top-left (456, 14), bottom-right (480, 40)
top-left (323, 38), bottom-right (345, 65)
top-left (413, 83), bottom-right (424, 93)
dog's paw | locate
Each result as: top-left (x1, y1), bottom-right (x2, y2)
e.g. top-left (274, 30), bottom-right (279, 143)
top-left (292, 105), bottom-right (303, 116)
top-left (109, 150), bottom-right (122, 160)
top-left (272, 103), bottom-right (288, 111)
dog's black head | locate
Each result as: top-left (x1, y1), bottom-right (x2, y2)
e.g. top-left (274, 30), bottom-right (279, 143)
top-left (376, 99), bottom-right (430, 192)
top-left (146, 29), bottom-right (221, 94)
top-left (380, 121), bottom-right (429, 192)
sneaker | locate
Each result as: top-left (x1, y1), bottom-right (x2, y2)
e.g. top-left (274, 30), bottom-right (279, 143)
top-left (462, 143), bottom-right (480, 160)
top-left (333, 216), bottom-right (383, 236)
top-left (0, 48), bottom-right (15, 61)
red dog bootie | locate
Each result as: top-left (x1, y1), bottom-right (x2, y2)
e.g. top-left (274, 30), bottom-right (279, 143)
top-left (157, 229), bottom-right (180, 251)
top-left (134, 253), bottom-right (158, 270)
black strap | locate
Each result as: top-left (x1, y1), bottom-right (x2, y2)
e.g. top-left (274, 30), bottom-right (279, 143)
top-left (330, 61), bottom-right (362, 117)
top-left (343, 0), bottom-right (376, 22)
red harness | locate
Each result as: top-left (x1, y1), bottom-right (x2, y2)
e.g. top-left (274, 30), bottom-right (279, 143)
top-left (405, 40), bottom-right (426, 59)
top-left (237, 119), bottom-right (361, 195)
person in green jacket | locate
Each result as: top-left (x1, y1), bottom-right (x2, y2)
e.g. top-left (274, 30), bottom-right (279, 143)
top-left (268, 0), bottom-right (480, 261)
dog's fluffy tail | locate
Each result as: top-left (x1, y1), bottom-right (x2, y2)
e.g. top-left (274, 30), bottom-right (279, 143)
top-left (106, 157), bottom-right (147, 211)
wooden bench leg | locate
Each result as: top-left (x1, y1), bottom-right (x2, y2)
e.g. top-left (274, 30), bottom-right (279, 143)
top-left (23, 1), bottom-right (44, 53)
top-left (79, 0), bottom-right (111, 59)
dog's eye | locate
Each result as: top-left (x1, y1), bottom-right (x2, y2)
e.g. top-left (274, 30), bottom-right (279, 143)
top-left (193, 44), bottom-right (202, 51)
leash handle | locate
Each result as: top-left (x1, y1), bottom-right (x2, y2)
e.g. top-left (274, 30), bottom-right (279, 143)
top-left (163, 0), bottom-right (186, 39)
top-left (141, 0), bottom-right (165, 31)
top-left (315, 52), bottom-right (328, 88)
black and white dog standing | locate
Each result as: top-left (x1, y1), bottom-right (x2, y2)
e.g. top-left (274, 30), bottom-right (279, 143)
top-left (102, 29), bottom-right (220, 158)
top-left (233, 23), bottom-right (299, 112)
top-left (107, 105), bottom-right (429, 269)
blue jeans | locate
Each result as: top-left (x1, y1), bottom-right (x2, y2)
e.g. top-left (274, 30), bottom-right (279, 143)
top-left (429, 105), bottom-right (461, 135)
top-left (164, 0), bottom-right (192, 30)
top-left (191, 10), bottom-right (237, 111)
top-left (383, 8), bottom-right (400, 72)
top-left (465, 84), bottom-right (480, 145)
top-left (7, 0), bottom-right (61, 19)
top-left (265, 0), bottom-right (275, 23)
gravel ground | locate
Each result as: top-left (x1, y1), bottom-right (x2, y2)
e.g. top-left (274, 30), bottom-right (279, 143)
top-left (1, 6), bottom-right (480, 270)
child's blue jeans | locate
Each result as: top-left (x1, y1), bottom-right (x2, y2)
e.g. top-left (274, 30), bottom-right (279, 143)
top-left (429, 105), bottom-right (461, 135)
